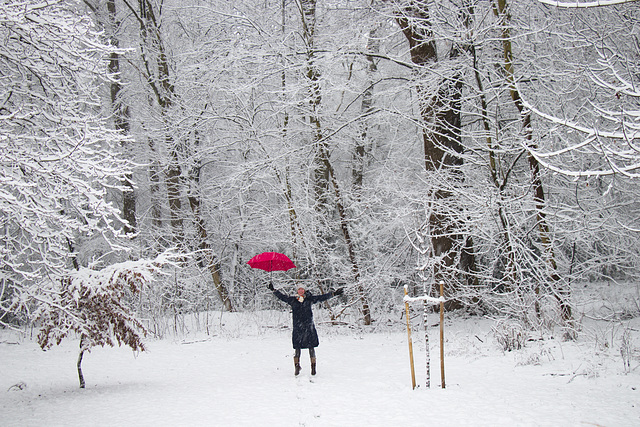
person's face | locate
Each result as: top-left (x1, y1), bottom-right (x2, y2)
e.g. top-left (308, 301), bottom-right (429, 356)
top-left (297, 287), bottom-right (305, 296)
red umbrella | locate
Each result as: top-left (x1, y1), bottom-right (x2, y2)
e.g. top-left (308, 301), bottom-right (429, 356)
top-left (247, 252), bottom-right (296, 272)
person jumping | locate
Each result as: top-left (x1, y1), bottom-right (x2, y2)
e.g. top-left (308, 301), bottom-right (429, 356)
top-left (267, 282), bottom-right (343, 376)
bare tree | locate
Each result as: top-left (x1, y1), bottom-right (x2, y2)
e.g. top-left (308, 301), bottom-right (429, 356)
top-left (107, 0), bottom-right (137, 236)
top-left (391, 0), bottom-right (472, 308)
top-left (121, 0), bottom-right (234, 311)
top-left (492, 0), bottom-right (571, 324)
top-left (294, 0), bottom-right (372, 323)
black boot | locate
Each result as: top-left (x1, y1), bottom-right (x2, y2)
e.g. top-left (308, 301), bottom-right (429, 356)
top-left (310, 357), bottom-right (316, 376)
top-left (294, 357), bottom-right (301, 376)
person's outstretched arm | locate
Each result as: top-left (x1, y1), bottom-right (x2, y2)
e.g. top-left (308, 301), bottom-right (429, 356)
top-left (268, 282), bottom-right (295, 304)
top-left (310, 287), bottom-right (344, 304)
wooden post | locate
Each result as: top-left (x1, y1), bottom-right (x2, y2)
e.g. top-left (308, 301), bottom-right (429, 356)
top-left (404, 285), bottom-right (416, 390)
top-left (439, 281), bottom-right (446, 389)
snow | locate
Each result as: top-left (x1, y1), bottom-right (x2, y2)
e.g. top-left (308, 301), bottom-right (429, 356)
top-left (1, 310), bottom-right (639, 426)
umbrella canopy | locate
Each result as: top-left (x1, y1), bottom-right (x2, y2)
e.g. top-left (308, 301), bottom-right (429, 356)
top-left (247, 252), bottom-right (296, 272)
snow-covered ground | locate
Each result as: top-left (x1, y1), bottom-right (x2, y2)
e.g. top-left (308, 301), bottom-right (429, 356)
top-left (2, 286), bottom-right (640, 426)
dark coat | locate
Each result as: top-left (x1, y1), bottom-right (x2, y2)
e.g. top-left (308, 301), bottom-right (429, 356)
top-left (272, 289), bottom-right (334, 349)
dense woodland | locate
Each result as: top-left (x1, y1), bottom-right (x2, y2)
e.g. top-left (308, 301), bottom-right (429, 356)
top-left (2, 0), bottom-right (640, 341)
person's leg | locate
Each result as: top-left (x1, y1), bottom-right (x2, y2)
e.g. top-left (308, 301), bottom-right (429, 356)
top-left (309, 347), bottom-right (317, 375)
top-left (294, 348), bottom-right (301, 376)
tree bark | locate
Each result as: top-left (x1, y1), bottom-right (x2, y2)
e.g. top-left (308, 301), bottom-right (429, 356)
top-left (352, 27), bottom-right (379, 198)
top-left (126, 0), bottom-right (184, 243)
top-left (322, 150), bottom-right (371, 325)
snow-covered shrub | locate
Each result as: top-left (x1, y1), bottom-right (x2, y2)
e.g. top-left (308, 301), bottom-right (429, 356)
top-left (38, 266), bottom-right (148, 352)
top-left (36, 254), bottom-right (174, 387)
top-left (620, 328), bottom-right (632, 373)
top-left (515, 351), bottom-right (541, 366)
top-left (493, 319), bottom-right (528, 352)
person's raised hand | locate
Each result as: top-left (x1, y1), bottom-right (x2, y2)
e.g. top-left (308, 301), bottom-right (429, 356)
top-left (334, 288), bottom-right (344, 296)
top-left (267, 282), bottom-right (274, 291)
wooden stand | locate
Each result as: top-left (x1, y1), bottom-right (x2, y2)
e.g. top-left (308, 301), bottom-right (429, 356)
top-left (403, 282), bottom-right (446, 389)
top-left (404, 285), bottom-right (416, 389)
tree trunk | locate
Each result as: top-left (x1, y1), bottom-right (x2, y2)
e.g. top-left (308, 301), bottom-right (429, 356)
top-left (298, 0), bottom-right (328, 207)
top-left (325, 153), bottom-right (371, 325)
top-left (138, 0), bottom-right (233, 311)
top-left (396, 2), bottom-right (466, 308)
top-left (298, 0), bottom-right (371, 324)
top-left (128, 0), bottom-right (184, 245)
top-left (107, 0), bottom-right (136, 235)
top-left (147, 152), bottom-right (164, 233)
top-left (493, 0), bottom-right (572, 324)
top-left (352, 27), bottom-right (379, 198)
top-left (77, 340), bottom-right (86, 389)
top-left (165, 147), bottom-right (184, 244)
top-left (187, 162), bottom-right (234, 312)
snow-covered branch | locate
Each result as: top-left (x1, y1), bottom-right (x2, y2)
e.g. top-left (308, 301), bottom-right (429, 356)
top-left (520, 96), bottom-right (639, 142)
top-left (519, 86), bottom-right (640, 177)
top-left (538, 0), bottom-right (640, 7)
top-left (0, 0), bottom-right (134, 321)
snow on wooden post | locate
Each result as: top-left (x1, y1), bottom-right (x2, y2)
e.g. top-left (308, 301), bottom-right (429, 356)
top-left (403, 285), bottom-right (417, 390)
top-left (403, 284), bottom-right (447, 389)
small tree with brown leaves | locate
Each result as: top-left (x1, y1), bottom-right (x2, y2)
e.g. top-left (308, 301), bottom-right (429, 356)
top-left (37, 256), bottom-right (171, 388)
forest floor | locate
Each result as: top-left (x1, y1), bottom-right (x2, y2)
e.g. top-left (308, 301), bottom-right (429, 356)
top-left (1, 282), bottom-right (640, 426)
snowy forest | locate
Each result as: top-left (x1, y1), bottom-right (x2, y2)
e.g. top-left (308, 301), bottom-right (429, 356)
top-left (2, 0), bottom-right (640, 411)
top-left (2, 0), bottom-right (640, 424)
top-left (3, 0), bottom-right (640, 334)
